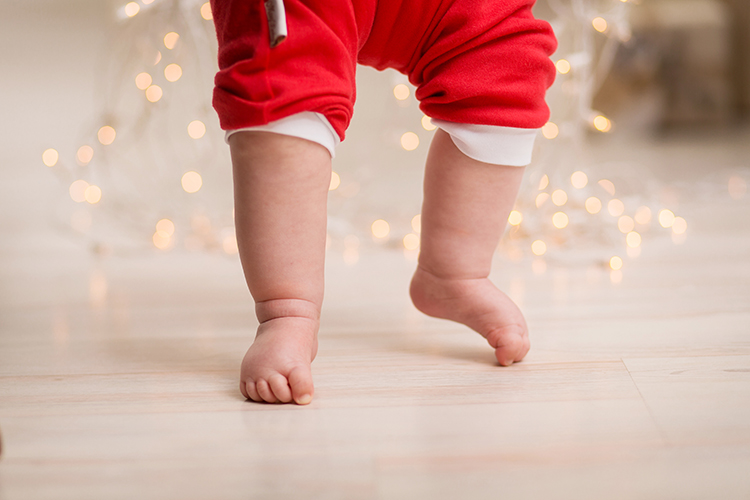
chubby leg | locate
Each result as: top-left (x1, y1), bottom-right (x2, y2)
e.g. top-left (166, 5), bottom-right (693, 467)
top-left (410, 129), bottom-right (529, 366)
top-left (230, 131), bottom-right (331, 404)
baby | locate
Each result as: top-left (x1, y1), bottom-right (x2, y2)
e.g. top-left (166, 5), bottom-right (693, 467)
top-left (210, 0), bottom-right (557, 404)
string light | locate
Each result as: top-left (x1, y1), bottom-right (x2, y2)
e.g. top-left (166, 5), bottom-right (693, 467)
top-left (97, 126), bottom-right (116, 145)
top-left (421, 116), bottom-right (436, 131)
top-left (411, 214), bottom-right (421, 233)
top-left (542, 122), bottom-right (559, 139)
top-left (393, 84), bottom-right (410, 100)
top-left (634, 206), bottom-right (651, 224)
top-left (200, 2), bottom-right (213, 20)
top-left (555, 59), bottom-right (571, 74)
top-left (69, 180), bottom-right (89, 203)
top-left (146, 85), bottom-right (163, 102)
top-left (84, 185), bottom-right (102, 204)
top-left (592, 17), bottom-right (608, 32)
top-left (124, 2), bottom-right (140, 17)
top-left (181, 171), bottom-right (203, 193)
top-left (607, 199), bottom-right (625, 217)
top-left (400, 132), bottom-right (419, 151)
top-left (135, 72), bottom-right (152, 90)
top-left (508, 210), bottom-right (523, 226)
top-left (187, 120), bottom-right (206, 139)
top-left (658, 209), bottom-right (675, 228)
top-left (585, 196), bottom-right (602, 214)
top-left (551, 189), bottom-right (568, 206)
top-left (403, 233), bottom-right (419, 250)
top-left (531, 240), bottom-right (547, 256)
top-left (552, 212), bottom-right (569, 228)
top-left (617, 215), bottom-right (634, 233)
top-left (164, 63), bottom-right (183, 82)
top-left (329, 171), bottom-right (340, 191)
top-left (609, 256), bottom-right (623, 270)
top-left (371, 219), bottom-right (390, 239)
top-left (571, 171), bottom-right (588, 188)
top-left (42, 148), bottom-right (59, 167)
top-left (164, 32), bottom-right (180, 50)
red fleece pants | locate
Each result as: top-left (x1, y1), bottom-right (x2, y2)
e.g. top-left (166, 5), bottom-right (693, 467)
top-left (211, 0), bottom-right (557, 142)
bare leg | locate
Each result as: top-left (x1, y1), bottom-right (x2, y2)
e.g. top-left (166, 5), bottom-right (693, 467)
top-left (410, 129), bottom-right (530, 366)
top-left (230, 131), bottom-right (331, 404)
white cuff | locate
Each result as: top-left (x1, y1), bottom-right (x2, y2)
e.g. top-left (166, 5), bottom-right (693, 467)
top-left (431, 119), bottom-right (539, 167)
top-left (225, 112), bottom-right (339, 158)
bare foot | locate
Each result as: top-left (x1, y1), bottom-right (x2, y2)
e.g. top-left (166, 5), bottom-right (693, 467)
top-left (409, 266), bottom-right (529, 366)
top-left (240, 301), bottom-right (319, 405)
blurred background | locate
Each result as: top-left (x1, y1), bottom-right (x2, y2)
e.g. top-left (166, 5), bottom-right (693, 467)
top-left (0, 0), bottom-right (748, 300)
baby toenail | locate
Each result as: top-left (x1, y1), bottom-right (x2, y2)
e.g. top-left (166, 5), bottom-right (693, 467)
top-left (297, 394), bottom-right (312, 405)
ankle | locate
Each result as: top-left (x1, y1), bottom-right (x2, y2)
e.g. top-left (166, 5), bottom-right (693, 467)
top-left (255, 298), bottom-right (321, 325)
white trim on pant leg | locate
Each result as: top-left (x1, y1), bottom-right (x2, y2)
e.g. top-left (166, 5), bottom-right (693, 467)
top-left (224, 112), bottom-right (340, 158)
top-left (431, 119), bottom-right (539, 167)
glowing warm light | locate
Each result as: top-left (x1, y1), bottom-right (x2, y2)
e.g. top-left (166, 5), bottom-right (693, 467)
top-left (125, 2), bottom-right (140, 17)
top-left (571, 171), bottom-right (588, 189)
top-left (538, 174), bottom-right (549, 190)
top-left (393, 84), bottom-right (410, 100)
top-left (608, 199), bottom-right (625, 217)
top-left (200, 2), bottom-right (213, 20)
top-left (531, 240), bottom-right (547, 256)
top-left (164, 32), bottom-right (180, 50)
top-left (84, 185), bottom-right (102, 204)
top-left (329, 171), bottom-right (340, 191)
top-left (97, 126), bottom-right (116, 145)
top-left (403, 233), bottom-right (420, 250)
top-left (585, 197), bottom-right (602, 214)
top-left (164, 63), bottom-right (183, 82)
top-left (156, 218), bottom-right (175, 236)
top-left (411, 214), bottom-right (421, 233)
top-left (626, 231), bottom-right (641, 248)
top-left (634, 206), bottom-right (651, 224)
top-left (42, 148), bottom-right (59, 167)
top-left (536, 192), bottom-right (550, 208)
top-left (146, 85), bottom-right (163, 102)
top-left (542, 122), bottom-right (559, 139)
top-left (223, 233), bottom-right (239, 254)
top-left (371, 219), bottom-right (390, 238)
top-left (618, 215), bottom-right (635, 233)
top-left (508, 210), bottom-right (523, 226)
top-left (551, 189), bottom-right (568, 206)
top-left (609, 256), bottom-right (623, 270)
top-left (187, 120), bottom-right (206, 139)
top-left (593, 115), bottom-right (612, 132)
top-left (610, 270), bottom-right (623, 284)
top-left (143, 0), bottom-right (154, 4)
top-left (592, 17), bottom-right (608, 32)
top-left (153, 51), bottom-right (162, 65)
top-left (76, 145), bottom-right (94, 165)
top-left (153, 231), bottom-right (171, 250)
top-left (181, 171), bottom-right (203, 193)
top-left (598, 179), bottom-right (615, 195)
top-left (627, 245), bottom-right (642, 258)
top-left (401, 132), bottom-right (419, 151)
top-left (69, 180), bottom-right (89, 203)
top-left (135, 72), bottom-right (152, 90)
top-left (728, 176), bottom-right (747, 199)
top-left (658, 209), bottom-right (675, 228)
top-left (672, 216), bottom-right (687, 234)
top-left (552, 212), bottom-right (569, 229)
top-left (421, 115), bottom-right (436, 131)
top-left (555, 59), bottom-right (571, 74)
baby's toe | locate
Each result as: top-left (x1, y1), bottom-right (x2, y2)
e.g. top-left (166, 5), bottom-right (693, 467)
top-left (255, 378), bottom-right (278, 403)
top-left (268, 373), bottom-right (293, 403)
top-left (488, 325), bottom-right (527, 366)
top-left (288, 366), bottom-right (314, 405)
top-left (244, 380), bottom-right (261, 401)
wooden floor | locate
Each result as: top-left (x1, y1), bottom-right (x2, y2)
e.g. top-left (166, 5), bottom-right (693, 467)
top-left (1, 128), bottom-right (750, 499)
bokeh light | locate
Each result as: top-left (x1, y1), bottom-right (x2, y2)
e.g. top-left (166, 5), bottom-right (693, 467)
top-left (42, 148), bottom-right (59, 167)
top-left (98, 126), bottom-right (116, 145)
top-left (69, 180), bottom-right (89, 203)
top-left (421, 116), bottom-right (436, 131)
top-left (607, 198), bottom-right (625, 217)
top-left (187, 120), bottom-right (206, 139)
top-left (592, 17), bottom-right (608, 32)
top-left (571, 171), bottom-right (588, 189)
top-left (555, 59), bottom-right (571, 74)
top-left (634, 206), bottom-right (652, 224)
top-left (542, 122), bottom-right (559, 139)
top-left (200, 2), bottom-right (213, 20)
top-left (164, 32), bottom-right (180, 50)
top-left (156, 218), bottom-right (175, 236)
top-left (393, 84), bottom-right (410, 100)
top-left (535, 192), bottom-right (549, 208)
top-left (551, 189), bottom-right (568, 206)
top-left (609, 256), bottom-right (623, 270)
top-left (329, 171), bottom-right (340, 191)
top-left (598, 179), bottom-right (615, 195)
top-left (658, 209), bottom-right (675, 228)
top-left (672, 216), bottom-right (687, 234)
top-left (626, 231), bottom-right (641, 248)
top-left (593, 115), bottom-right (612, 132)
top-left (400, 132), bottom-right (419, 151)
top-left (181, 171), bottom-right (203, 193)
top-left (84, 185), bottom-right (102, 204)
top-left (411, 214), bottom-right (421, 233)
top-left (508, 210), bottom-right (523, 226)
top-left (552, 212), bottom-right (569, 229)
top-left (585, 196), bottom-right (602, 214)
top-left (617, 215), bottom-right (635, 233)
top-left (371, 219), bottom-right (390, 239)
top-left (531, 240), bottom-right (547, 256)
top-left (538, 174), bottom-right (549, 190)
top-left (135, 72), bottom-right (152, 90)
top-left (164, 63), bottom-right (183, 82)
top-left (146, 85), bottom-right (163, 102)
top-left (76, 145), bottom-right (94, 165)
top-left (403, 233), bottom-right (420, 250)
top-left (124, 2), bottom-right (140, 17)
